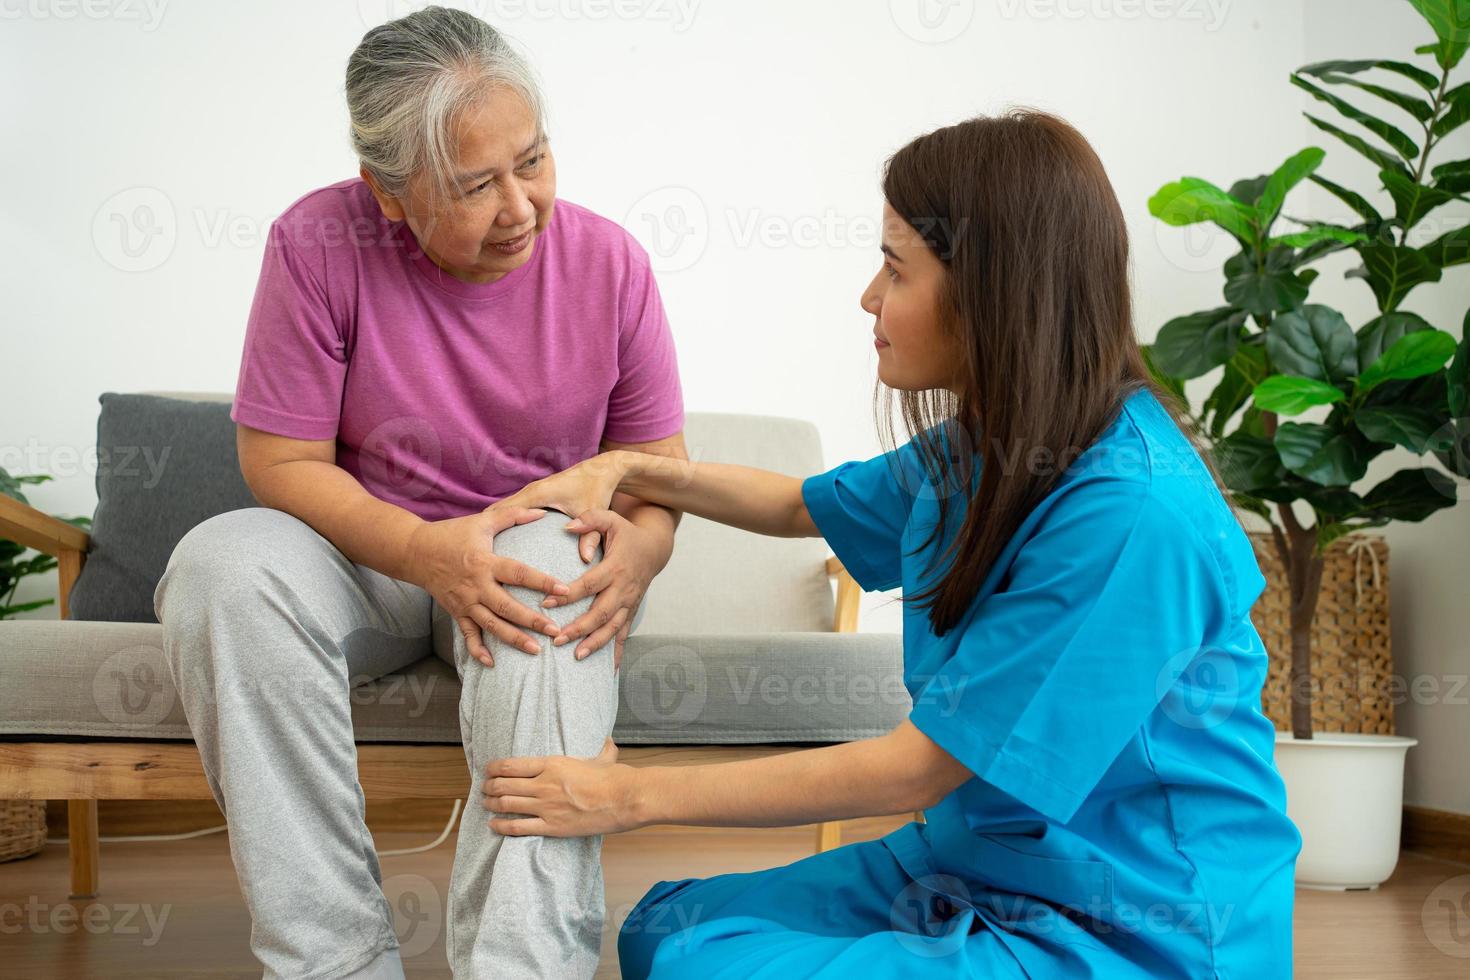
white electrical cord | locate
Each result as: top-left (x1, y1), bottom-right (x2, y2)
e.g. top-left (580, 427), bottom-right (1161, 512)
top-left (44, 799), bottom-right (465, 857)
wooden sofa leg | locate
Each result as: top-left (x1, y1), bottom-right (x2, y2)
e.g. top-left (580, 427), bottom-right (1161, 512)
top-left (815, 820), bottom-right (841, 853)
top-left (67, 800), bottom-right (99, 900)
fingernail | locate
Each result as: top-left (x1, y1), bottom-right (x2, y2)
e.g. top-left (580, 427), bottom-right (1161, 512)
top-left (523, 642), bottom-right (538, 653)
top-left (554, 583), bottom-right (570, 595)
top-left (553, 635), bottom-right (568, 646)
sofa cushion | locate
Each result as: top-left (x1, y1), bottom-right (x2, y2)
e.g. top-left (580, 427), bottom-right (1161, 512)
top-left (0, 621), bottom-right (908, 745)
top-left (66, 393), bottom-right (257, 623)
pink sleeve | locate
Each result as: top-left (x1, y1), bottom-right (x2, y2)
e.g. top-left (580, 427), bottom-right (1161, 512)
top-left (230, 221), bottom-right (347, 440)
top-left (603, 253), bottom-right (685, 444)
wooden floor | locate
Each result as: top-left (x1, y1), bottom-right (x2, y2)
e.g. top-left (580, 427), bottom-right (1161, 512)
top-left (1, 811), bottom-right (1467, 978)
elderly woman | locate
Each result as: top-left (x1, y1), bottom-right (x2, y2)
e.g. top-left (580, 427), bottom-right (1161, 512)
top-left (153, 7), bottom-right (685, 980)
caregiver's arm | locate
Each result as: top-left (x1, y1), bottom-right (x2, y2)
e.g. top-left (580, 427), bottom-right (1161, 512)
top-left (485, 719), bottom-right (973, 836)
top-left (614, 449), bottom-right (819, 538)
top-left (629, 721), bottom-right (973, 826)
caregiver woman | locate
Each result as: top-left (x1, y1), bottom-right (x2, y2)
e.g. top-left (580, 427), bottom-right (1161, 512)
top-left (153, 7), bottom-right (685, 980)
top-left (485, 111), bottom-right (1302, 978)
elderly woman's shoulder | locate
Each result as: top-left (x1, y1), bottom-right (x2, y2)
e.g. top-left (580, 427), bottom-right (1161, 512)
top-left (549, 198), bottom-right (656, 272)
top-left (267, 178), bottom-right (391, 252)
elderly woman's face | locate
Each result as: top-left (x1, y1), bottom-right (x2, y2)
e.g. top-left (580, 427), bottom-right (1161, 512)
top-left (365, 86), bottom-right (556, 284)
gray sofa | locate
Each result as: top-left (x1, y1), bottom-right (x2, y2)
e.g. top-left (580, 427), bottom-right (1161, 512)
top-left (0, 392), bottom-right (908, 899)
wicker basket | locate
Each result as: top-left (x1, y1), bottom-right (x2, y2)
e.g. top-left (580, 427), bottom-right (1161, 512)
top-left (1250, 531), bottom-right (1394, 735)
top-left (0, 800), bottom-right (47, 863)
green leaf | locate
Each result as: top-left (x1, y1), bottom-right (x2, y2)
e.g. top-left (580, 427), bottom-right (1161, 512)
top-left (1275, 422), bottom-right (1372, 485)
top-left (1380, 168), bottom-right (1462, 229)
top-left (1300, 483), bottom-right (1367, 517)
top-left (1214, 431), bottom-right (1285, 492)
top-left (1225, 273), bottom-right (1310, 317)
top-left (1304, 114), bottom-right (1412, 178)
top-left (1307, 173), bottom-right (1383, 223)
top-left (1354, 239), bottom-right (1443, 310)
top-left (1204, 345), bottom-right (1269, 438)
top-left (1432, 159), bottom-right (1470, 194)
top-left (1432, 87), bottom-right (1470, 138)
top-left (1316, 73), bottom-right (1435, 122)
top-left (1356, 405), bottom-right (1454, 452)
top-left (1357, 311), bottom-right (1434, 366)
top-left (1227, 174), bottom-right (1269, 208)
top-left (1291, 75), bottom-right (1421, 162)
top-left (1360, 467), bottom-right (1458, 521)
top-left (1406, 0), bottom-right (1470, 71)
top-left (1357, 329), bottom-right (1458, 393)
top-left (1420, 223), bottom-right (1470, 268)
top-left (1267, 305), bottom-right (1359, 382)
top-left (1150, 307), bottom-right (1247, 379)
top-left (1258, 147), bottom-right (1326, 227)
top-left (0, 599), bottom-right (56, 617)
top-left (1252, 376), bottom-right (1347, 415)
top-left (1295, 58), bottom-right (1440, 92)
top-left (1448, 308), bottom-right (1470, 417)
top-left (1148, 178), bottom-right (1257, 245)
top-left (1141, 343), bottom-right (1188, 404)
top-left (1266, 223), bottom-right (1368, 249)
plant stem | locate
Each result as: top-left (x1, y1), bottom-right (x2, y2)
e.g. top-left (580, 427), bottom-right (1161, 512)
top-left (1412, 65), bottom-right (1451, 185)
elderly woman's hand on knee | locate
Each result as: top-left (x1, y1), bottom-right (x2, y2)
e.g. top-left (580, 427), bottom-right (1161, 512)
top-left (407, 506), bottom-right (570, 668)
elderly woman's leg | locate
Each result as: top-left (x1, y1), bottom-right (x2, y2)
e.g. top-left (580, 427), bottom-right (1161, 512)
top-left (436, 509), bottom-right (633, 977)
top-left (155, 507), bottom-right (433, 980)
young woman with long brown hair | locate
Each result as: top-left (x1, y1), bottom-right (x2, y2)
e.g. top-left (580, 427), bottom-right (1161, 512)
top-left (480, 108), bottom-right (1301, 978)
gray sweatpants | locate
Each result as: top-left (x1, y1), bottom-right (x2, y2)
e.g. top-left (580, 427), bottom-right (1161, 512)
top-left (153, 505), bottom-right (643, 980)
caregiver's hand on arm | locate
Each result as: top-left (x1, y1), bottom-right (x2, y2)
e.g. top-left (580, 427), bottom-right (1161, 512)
top-left (236, 424), bottom-right (569, 668)
top-left (482, 720), bottom-right (973, 837)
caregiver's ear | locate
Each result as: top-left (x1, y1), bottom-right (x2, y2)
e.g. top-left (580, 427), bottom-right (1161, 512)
top-left (359, 166), bottom-right (407, 221)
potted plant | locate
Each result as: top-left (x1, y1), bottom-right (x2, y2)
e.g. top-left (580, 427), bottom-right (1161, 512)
top-left (1144, 0), bottom-right (1469, 889)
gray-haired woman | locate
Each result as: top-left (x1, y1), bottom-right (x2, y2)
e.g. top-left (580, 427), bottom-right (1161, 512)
top-left (154, 6), bottom-right (687, 978)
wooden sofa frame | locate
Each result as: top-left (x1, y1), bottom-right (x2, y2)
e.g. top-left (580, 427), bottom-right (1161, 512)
top-left (0, 493), bottom-right (914, 900)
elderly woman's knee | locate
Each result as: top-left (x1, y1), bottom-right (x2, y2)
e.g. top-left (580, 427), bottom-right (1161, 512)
top-left (491, 508), bottom-right (600, 586)
top-left (154, 507), bottom-right (331, 625)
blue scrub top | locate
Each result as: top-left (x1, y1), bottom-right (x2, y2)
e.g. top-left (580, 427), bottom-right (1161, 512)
top-left (800, 387), bottom-right (1301, 979)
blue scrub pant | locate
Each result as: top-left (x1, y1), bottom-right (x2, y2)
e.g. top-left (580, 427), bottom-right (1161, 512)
top-left (617, 826), bottom-right (1026, 979)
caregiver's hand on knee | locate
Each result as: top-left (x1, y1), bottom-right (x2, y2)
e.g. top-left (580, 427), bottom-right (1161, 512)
top-left (544, 507), bottom-right (667, 667)
top-left (484, 737), bottom-right (636, 837)
top-left (406, 505), bottom-right (572, 667)
top-left (488, 450), bottom-right (628, 560)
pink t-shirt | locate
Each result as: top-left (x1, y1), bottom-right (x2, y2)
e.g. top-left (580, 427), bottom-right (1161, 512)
top-left (231, 178), bottom-right (685, 522)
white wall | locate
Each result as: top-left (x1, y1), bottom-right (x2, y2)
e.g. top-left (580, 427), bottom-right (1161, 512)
top-left (5, 2), bottom-right (1460, 806)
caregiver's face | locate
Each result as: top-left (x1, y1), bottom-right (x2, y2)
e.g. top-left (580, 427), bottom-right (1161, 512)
top-left (368, 86), bottom-right (556, 284)
top-left (861, 203), bottom-right (959, 392)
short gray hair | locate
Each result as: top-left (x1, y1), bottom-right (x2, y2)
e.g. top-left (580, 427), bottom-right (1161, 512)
top-left (346, 5), bottom-right (547, 209)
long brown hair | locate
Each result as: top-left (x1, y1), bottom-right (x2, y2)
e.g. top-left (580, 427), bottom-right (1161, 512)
top-left (879, 108), bottom-right (1194, 637)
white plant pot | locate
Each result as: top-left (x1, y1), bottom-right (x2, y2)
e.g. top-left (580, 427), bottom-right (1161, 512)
top-left (1274, 732), bottom-right (1418, 891)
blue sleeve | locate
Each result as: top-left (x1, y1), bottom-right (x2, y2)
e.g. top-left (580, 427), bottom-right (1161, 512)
top-left (799, 439), bottom-right (929, 593)
top-left (908, 480), bottom-right (1226, 825)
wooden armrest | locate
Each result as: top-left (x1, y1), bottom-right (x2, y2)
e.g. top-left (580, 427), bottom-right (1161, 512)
top-left (824, 554), bottom-right (861, 633)
top-left (0, 493), bottom-right (90, 557)
top-left (0, 494), bottom-right (90, 620)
